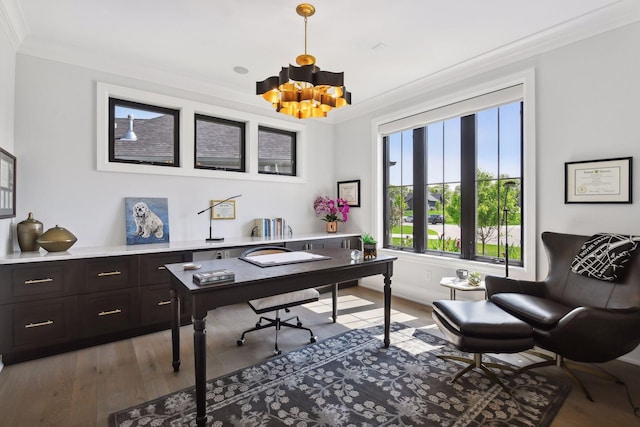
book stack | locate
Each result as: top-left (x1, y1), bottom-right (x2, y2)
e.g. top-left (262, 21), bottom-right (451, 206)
top-left (192, 269), bottom-right (235, 286)
top-left (254, 218), bottom-right (288, 238)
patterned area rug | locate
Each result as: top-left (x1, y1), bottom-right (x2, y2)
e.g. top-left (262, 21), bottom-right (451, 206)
top-left (109, 324), bottom-right (570, 426)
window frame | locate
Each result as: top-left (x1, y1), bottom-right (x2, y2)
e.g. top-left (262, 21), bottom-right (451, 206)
top-left (383, 103), bottom-right (523, 263)
top-left (374, 71), bottom-right (536, 279)
top-left (108, 97), bottom-right (180, 167)
top-left (257, 125), bottom-right (297, 177)
top-left (97, 82), bottom-right (307, 183)
top-left (194, 114), bottom-right (246, 172)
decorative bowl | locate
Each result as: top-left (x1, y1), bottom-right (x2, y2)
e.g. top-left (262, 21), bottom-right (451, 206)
top-left (36, 225), bottom-right (78, 252)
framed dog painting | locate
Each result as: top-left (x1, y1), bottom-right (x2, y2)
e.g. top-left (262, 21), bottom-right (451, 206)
top-left (125, 197), bottom-right (170, 245)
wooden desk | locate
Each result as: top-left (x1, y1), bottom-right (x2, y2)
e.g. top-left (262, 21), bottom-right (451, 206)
top-left (166, 248), bottom-right (396, 427)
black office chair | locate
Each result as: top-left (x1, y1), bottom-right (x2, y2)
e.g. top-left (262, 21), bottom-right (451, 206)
top-left (236, 246), bottom-right (319, 355)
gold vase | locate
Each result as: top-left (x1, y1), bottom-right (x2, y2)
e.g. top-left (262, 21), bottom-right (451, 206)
top-left (326, 221), bottom-right (338, 233)
top-left (17, 212), bottom-right (43, 252)
top-left (36, 225), bottom-right (77, 252)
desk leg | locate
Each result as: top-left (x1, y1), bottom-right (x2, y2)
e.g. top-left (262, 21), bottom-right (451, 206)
top-left (193, 313), bottom-right (207, 427)
top-left (383, 272), bottom-right (391, 348)
top-left (170, 288), bottom-right (181, 372)
top-left (332, 283), bottom-right (338, 323)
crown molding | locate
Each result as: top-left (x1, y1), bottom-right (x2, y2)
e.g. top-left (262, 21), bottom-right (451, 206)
top-left (333, 0), bottom-right (640, 123)
top-left (0, 0), bottom-right (27, 50)
top-left (6, 0), bottom-right (640, 125)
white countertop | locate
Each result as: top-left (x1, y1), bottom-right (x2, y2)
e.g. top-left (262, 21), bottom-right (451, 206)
top-left (0, 232), bottom-right (360, 265)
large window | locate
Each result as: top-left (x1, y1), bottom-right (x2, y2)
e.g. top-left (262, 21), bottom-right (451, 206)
top-left (194, 114), bottom-right (245, 172)
top-left (383, 93), bottom-right (523, 267)
top-left (109, 98), bottom-right (179, 167)
top-left (258, 126), bottom-right (296, 176)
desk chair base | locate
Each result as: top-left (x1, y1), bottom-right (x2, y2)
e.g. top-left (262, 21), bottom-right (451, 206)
top-left (237, 308), bottom-right (317, 356)
top-left (438, 353), bottom-right (517, 393)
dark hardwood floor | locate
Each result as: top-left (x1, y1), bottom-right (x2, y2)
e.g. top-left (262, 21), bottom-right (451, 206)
top-left (0, 286), bottom-right (638, 426)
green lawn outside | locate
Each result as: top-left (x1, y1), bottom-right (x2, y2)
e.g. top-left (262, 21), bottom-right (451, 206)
top-left (390, 237), bottom-right (522, 261)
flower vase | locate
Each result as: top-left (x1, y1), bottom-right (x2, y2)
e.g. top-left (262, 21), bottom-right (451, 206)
top-left (326, 221), bottom-right (338, 233)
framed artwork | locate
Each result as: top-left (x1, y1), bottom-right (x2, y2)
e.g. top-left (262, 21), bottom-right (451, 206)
top-left (0, 148), bottom-right (16, 219)
top-left (337, 179), bottom-right (361, 207)
top-left (125, 197), bottom-right (170, 245)
top-left (211, 200), bottom-right (236, 219)
top-left (565, 157), bottom-right (632, 204)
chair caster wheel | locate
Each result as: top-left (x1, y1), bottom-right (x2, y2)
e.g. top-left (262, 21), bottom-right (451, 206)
top-left (310, 336), bottom-right (317, 343)
top-left (297, 322), bottom-right (303, 327)
top-left (237, 339), bottom-right (244, 346)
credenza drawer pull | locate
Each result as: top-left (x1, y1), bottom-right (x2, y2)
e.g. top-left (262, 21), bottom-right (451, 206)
top-left (157, 300), bottom-right (171, 306)
top-left (24, 278), bottom-right (54, 285)
top-left (98, 309), bottom-right (122, 316)
top-left (25, 320), bottom-right (54, 329)
top-left (157, 266), bottom-right (167, 270)
top-left (97, 271), bottom-right (122, 277)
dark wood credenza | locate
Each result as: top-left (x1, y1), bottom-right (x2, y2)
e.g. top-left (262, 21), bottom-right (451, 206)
top-left (0, 233), bottom-right (359, 364)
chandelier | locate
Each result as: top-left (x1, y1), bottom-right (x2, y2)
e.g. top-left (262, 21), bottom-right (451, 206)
top-left (256, 3), bottom-right (351, 119)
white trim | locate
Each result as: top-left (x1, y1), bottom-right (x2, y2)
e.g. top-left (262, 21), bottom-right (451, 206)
top-left (96, 82), bottom-right (307, 184)
top-left (0, 0), bottom-right (27, 50)
top-left (371, 69), bottom-right (537, 280)
top-left (378, 84), bottom-right (523, 136)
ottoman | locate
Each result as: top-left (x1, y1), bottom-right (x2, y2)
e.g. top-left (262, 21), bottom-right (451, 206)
top-left (432, 300), bottom-right (534, 390)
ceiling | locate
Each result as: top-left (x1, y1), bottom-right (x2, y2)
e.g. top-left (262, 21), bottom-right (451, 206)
top-left (3, 0), bottom-right (637, 120)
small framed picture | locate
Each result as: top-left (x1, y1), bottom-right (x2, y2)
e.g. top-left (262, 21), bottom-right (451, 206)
top-left (565, 157), bottom-right (632, 204)
top-left (212, 200), bottom-right (236, 219)
top-left (0, 148), bottom-right (16, 219)
top-left (337, 179), bottom-right (361, 207)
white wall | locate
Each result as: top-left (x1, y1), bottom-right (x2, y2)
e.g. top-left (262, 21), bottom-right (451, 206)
top-left (12, 54), bottom-right (360, 250)
top-left (0, 18), bottom-right (15, 255)
top-left (335, 22), bottom-right (640, 364)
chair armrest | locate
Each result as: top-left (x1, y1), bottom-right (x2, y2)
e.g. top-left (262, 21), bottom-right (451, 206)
top-left (485, 275), bottom-right (546, 298)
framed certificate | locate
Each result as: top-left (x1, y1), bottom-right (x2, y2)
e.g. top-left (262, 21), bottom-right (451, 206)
top-left (565, 157), bottom-right (632, 204)
top-left (0, 148), bottom-right (16, 219)
top-left (211, 200), bottom-right (236, 219)
top-left (337, 179), bottom-right (361, 207)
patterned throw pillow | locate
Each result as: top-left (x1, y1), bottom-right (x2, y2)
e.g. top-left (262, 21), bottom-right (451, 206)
top-left (571, 233), bottom-right (640, 281)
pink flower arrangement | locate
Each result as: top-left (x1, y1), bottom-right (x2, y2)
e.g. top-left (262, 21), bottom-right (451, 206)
top-left (314, 196), bottom-right (350, 223)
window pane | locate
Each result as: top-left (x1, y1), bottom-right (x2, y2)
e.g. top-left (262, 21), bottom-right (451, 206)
top-left (476, 177), bottom-right (500, 257)
top-left (109, 98), bottom-right (179, 166)
top-left (387, 185), bottom-right (413, 249)
top-left (425, 119), bottom-right (461, 256)
top-left (476, 108), bottom-right (498, 177)
top-left (258, 126), bottom-right (296, 176)
top-left (499, 103), bottom-right (522, 178)
top-left (426, 123), bottom-right (443, 184)
top-left (195, 115), bottom-right (245, 171)
top-left (443, 118), bottom-right (461, 183)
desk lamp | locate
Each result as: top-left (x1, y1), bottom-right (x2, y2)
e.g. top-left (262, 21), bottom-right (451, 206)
top-left (197, 194), bottom-right (242, 242)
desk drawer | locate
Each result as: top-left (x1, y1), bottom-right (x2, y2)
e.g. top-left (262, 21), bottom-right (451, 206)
top-left (0, 297), bottom-right (76, 352)
top-left (140, 252), bottom-right (191, 286)
top-left (140, 283), bottom-right (190, 325)
top-left (78, 289), bottom-right (138, 337)
top-left (0, 262), bottom-right (79, 304)
top-left (85, 256), bottom-right (138, 292)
